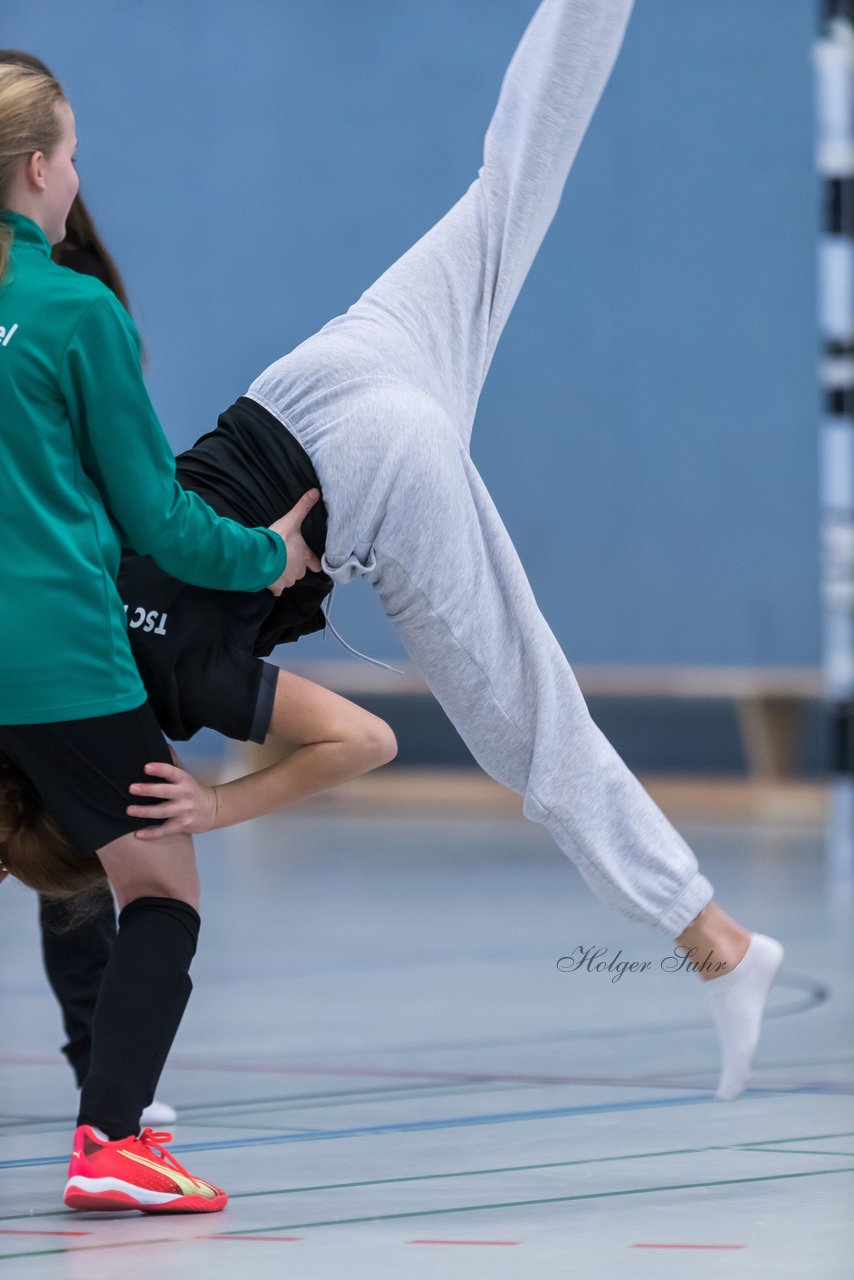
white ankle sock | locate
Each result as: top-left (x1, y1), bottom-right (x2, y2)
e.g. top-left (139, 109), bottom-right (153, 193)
top-left (141, 1099), bottom-right (177, 1127)
top-left (705, 932), bottom-right (784, 1101)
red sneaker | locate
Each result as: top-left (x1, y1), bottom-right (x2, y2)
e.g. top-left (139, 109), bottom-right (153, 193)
top-left (64, 1126), bottom-right (227, 1213)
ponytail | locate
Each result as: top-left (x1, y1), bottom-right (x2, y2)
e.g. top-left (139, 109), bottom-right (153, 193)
top-left (0, 755), bottom-right (110, 929)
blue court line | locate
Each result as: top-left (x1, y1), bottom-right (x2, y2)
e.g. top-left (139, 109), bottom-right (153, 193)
top-left (0, 1091), bottom-right (731, 1169)
top-left (0, 1078), bottom-right (552, 1132)
top-left (2, 1062), bottom-right (849, 1135)
top-left (6, 1084), bottom-right (845, 1173)
top-left (4, 1046), bottom-right (849, 1135)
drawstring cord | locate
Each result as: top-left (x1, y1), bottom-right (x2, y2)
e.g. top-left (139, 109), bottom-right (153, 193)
top-left (321, 585), bottom-right (406, 676)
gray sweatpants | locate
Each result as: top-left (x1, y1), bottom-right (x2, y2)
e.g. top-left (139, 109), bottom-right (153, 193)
top-left (248, 0), bottom-right (714, 937)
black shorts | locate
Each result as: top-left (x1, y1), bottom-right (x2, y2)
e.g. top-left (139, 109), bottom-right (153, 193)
top-left (119, 556), bottom-right (280, 743)
top-left (0, 702), bottom-right (173, 856)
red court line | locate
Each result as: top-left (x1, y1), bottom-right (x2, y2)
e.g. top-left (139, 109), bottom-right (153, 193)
top-left (0, 1230), bottom-right (90, 1237)
top-left (631, 1243), bottom-right (746, 1250)
top-left (0, 1054), bottom-right (73, 1066)
top-left (0, 1052), bottom-right (715, 1089)
top-left (210, 1235), bottom-right (303, 1242)
top-left (409, 1239), bottom-right (520, 1246)
top-left (2, 1051), bottom-right (844, 1096)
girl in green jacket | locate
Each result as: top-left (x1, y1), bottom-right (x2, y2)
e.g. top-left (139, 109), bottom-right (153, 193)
top-left (0, 61), bottom-right (319, 1213)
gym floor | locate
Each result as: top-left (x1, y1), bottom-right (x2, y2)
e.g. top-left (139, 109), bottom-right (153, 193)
top-left (2, 779), bottom-right (852, 1278)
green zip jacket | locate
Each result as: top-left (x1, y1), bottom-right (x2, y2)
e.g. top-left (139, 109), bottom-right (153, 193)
top-left (0, 212), bottom-right (286, 724)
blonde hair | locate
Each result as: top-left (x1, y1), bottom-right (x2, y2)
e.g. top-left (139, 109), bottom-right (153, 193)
top-left (0, 62), bottom-right (66, 283)
top-left (0, 51), bottom-right (133, 313)
top-left (0, 755), bottom-right (110, 926)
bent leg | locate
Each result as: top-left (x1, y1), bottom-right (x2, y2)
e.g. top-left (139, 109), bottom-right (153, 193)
top-left (211, 669), bottom-right (397, 827)
top-left (370, 450), bottom-right (712, 937)
top-left (266, 668), bottom-right (396, 775)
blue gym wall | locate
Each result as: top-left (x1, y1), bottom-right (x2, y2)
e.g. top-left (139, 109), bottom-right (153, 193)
top-left (3, 0), bottom-right (820, 668)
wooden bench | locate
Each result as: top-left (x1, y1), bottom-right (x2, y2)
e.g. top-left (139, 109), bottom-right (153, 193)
top-left (572, 664), bottom-right (823, 780)
top-left (243, 659), bottom-right (823, 782)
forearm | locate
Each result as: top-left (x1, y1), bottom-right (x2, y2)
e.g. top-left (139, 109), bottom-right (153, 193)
top-left (209, 738), bottom-right (381, 830)
top-left (62, 294), bottom-right (286, 591)
top-left (139, 486), bottom-right (286, 592)
top-left (129, 678), bottom-right (397, 841)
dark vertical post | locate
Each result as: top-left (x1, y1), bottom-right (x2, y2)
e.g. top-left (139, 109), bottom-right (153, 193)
top-left (815, 2), bottom-right (854, 787)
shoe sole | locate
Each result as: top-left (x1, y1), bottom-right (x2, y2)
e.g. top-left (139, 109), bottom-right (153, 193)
top-left (64, 1179), bottom-right (226, 1214)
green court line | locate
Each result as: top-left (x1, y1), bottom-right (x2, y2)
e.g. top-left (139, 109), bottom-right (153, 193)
top-left (740, 1130), bottom-right (854, 1147)
top-left (0, 1237), bottom-right (177, 1263)
top-left (745, 1147), bottom-right (854, 1158)
top-left (3, 1164), bottom-right (849, 1257)
top-left (217, 1166), bottom-right (854, 1234)
top-left (4, 1129), bottom-right (854, 1226)
top-left (230, 1143), bottom-right (747, 1200)
top-left (0, 1143), bottom-right (727, 1223)
top-left (226, 1135), bottom-right (854, 1198)
top-left (0, 1139), bottom-right (805, 1224)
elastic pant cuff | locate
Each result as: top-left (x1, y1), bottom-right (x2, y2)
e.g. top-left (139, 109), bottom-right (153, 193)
top-left (652, 872), bottom-right (715, 940)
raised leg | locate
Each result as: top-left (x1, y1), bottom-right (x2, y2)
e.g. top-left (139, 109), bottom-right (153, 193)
top-left (343, 0), bottom-right (635, 437)
top-left (250, 0), bottom-right (635, 449)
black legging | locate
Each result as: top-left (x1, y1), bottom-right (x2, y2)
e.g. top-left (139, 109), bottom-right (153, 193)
top-left (39, 892), bottom-right (116, 1089)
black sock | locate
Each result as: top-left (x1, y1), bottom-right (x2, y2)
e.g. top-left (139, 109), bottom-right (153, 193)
top-left (77, 896), bottom-right (200, 1141)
